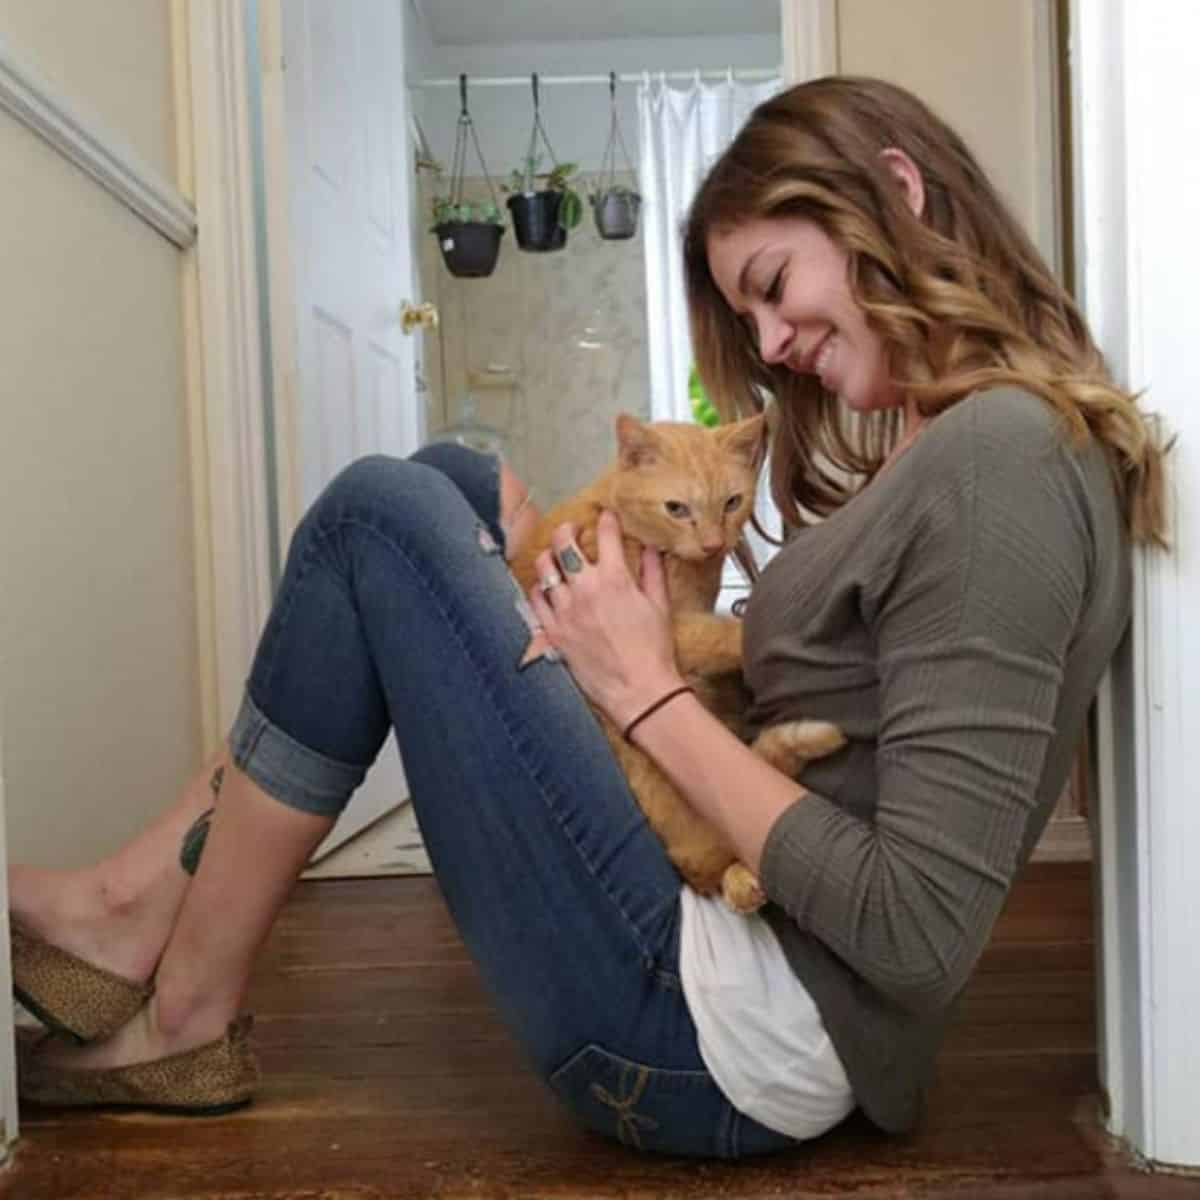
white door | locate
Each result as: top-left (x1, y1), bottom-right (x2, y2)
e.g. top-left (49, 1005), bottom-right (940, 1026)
top-left (261, 0), bottom-right (426, 858)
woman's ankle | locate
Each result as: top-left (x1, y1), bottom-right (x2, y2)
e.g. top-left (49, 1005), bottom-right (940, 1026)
top-left (150, 979), bottom-right (239, 1049)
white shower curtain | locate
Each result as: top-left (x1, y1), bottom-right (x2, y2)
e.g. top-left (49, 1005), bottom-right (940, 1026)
top-left (637, 72), bottom-right (782, 424)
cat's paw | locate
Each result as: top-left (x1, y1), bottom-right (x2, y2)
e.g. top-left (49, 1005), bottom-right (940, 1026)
top-left (752, 720), bottom-right (846, 772)
top-left (721, 862), bottom-right (766, 914)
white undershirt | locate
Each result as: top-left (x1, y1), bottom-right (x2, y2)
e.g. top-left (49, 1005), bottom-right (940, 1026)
top-left (679, 886), bottom-right (856, 1140)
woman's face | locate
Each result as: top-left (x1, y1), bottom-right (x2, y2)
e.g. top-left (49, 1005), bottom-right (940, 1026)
top-left (706, 216), bottom-right (901, 414)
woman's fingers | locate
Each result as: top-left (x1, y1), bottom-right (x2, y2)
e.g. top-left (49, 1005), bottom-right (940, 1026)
top-left (551, 523), bottom-right (590, 583)
top-left (640, 544), bottom-right (670, 613)
top-left (594, 510), bottom-right (635, 584)
top-left (532, 547), bottom-right (570, 615)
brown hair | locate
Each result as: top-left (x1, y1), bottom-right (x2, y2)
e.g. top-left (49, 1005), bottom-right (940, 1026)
top-left (684, 75), bottom-right (1167, 546)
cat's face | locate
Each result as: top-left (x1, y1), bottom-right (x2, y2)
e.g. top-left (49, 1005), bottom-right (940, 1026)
top-left (608, 413), bottom-right (766, 562)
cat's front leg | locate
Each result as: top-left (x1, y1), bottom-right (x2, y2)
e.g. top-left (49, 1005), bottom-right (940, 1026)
top-left (720, 862), bottom-right (767, 914)
top-left (715, 721), bottom-right (848, 916)
top-left (752, 720), bottom-right (847, 775)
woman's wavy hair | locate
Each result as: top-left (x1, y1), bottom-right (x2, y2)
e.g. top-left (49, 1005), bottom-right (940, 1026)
top-left (683, 75), bottom-right (1167, 546)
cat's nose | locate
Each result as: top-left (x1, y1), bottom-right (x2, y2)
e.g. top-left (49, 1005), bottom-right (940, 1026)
top-left (700, 538), bottom-right (725, 557)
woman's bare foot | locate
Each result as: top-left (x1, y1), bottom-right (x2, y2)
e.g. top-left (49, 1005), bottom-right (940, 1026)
top-left (30, 991), bottom-right (231, 1072)
top-left (9, 864), bottom-right (160, 985)
top-left (8, 749), bottom-right (226, 985)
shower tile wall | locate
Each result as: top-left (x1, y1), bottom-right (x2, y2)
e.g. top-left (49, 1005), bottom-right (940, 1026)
top-left (418, 172), bottom-right (650, 507)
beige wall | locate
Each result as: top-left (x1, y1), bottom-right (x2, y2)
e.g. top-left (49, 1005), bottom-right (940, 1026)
top-left (0, 2), bottom-right (201, 866)
top-left (834, 0), bottom-right (1060, 272)
top-left (0, 0), bottom-right (177, 179)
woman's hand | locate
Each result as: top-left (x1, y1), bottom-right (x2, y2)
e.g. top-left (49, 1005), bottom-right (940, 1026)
top-left (528, 510), bottom-right (685, 729)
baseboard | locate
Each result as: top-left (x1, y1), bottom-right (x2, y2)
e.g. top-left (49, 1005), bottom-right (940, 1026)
top-left (302, 802), bottom-right (431, 879)
top-left (1032, 816), bottom-right (1092, 862)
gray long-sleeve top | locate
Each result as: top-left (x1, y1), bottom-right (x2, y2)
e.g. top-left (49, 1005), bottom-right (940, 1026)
top-left (744, 387), bottom-right (1131, 1132)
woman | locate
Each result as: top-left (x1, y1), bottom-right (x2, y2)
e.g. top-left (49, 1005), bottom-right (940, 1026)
top-left (10, 77), bottom-right (1164, 1154)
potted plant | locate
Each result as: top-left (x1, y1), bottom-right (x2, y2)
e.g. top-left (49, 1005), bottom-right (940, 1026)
top-left (505, 155), bottom-right (583, 252)
top-left (505, 74), bottom-right (583, 253)
top-left (590, 182), bottom-right (641, 241)
top-left (431, 76), bottom-right (506, 278)
top-left (590, 73), bottom-right (642, 241)
top-left (431, 194), bottom-right (505, 279)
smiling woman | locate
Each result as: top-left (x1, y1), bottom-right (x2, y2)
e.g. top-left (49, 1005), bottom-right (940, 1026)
top-left (705, 215), bottom-right (906, 421)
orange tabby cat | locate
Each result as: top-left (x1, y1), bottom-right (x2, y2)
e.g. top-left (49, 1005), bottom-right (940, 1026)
top-left (509, 413), bottom-right (844, 912)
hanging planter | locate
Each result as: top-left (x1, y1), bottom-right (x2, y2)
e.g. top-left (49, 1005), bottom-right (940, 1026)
top-left (504, 74), bottom-right (583, 253)
top-left (431, 75), bottom-right (505, 278)
top-left (588, 72), bottom-right (642, 241)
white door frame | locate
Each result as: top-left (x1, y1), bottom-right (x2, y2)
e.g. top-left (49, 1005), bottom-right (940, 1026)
top-left (183, 0), bottom-right (276, 740)
top-left (1071, 0), bottom-right (1200, 1171)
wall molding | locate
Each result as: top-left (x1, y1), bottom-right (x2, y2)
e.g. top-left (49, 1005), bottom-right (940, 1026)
top-left (0, 33), bottom-right (196, 248)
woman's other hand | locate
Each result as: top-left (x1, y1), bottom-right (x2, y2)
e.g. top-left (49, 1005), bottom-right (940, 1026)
top-left (528, 510), bottom-right (684, 728)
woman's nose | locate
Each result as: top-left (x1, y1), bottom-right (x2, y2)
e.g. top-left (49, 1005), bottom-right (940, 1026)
top-left (755, 311), bottom-right (793, 365)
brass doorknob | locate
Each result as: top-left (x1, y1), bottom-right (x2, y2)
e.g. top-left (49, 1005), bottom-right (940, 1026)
top-left (400, 301), bottom-right (439, 334)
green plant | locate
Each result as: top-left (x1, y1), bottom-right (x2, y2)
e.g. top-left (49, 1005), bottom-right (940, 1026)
top-left (430, 194), bottom-right (503, 230)
top-left (689, 365), bottom-right (719, 427)
top-left (504, 155), bottom-right (583, 229)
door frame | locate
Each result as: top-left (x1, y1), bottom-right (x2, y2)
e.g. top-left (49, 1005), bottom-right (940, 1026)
top-left (180, 0), bottom-right (276, 744)
top-left (1070, 0), bottom-right (1200, 1170)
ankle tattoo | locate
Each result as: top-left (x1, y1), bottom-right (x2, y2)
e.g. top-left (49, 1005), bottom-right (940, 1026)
top-left (179, 764), bottom-right (225, 876)
top-left (179, 809), bottom-right (213, 876)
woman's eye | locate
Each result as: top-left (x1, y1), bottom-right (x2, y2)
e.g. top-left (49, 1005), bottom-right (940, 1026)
top-left (724, 494), bottom-right (743, 513)
top-left (764, 270), bottom-right (783, 303)
top-left (665, 500), bottom-right (690, 519)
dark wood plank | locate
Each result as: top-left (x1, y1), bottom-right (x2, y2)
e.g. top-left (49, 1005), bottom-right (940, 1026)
top-left (5, 863), bottom-right (1191, 1200)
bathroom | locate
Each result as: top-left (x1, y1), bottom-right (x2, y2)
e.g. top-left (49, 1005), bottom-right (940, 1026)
top-left (406, 1), bottom-right (784, 508)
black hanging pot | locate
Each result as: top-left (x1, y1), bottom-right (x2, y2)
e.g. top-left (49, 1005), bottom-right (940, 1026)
top-left (429, 76), bottom-right (506, 279)
top-left (434, 220), bottom-right (504, 277)
top-left (507, 191), bottom-right (567, 253)
top-left (591, 188), bottom-right (641, 240)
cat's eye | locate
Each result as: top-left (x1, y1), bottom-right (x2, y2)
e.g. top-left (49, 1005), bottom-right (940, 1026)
top-left (665, 500), bottom-right (690, 519)
top-left (724, 494), bottom-right (743, 513)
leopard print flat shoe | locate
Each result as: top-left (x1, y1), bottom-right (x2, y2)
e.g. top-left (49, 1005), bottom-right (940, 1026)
top-left (16, 1016), bottom-right (260, 1115)
top-left (10, 920), bottom-right (153, 1043)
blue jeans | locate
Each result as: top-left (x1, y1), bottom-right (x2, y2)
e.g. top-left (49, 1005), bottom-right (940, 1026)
top-left (229, 446), bottom-right (797, 1159)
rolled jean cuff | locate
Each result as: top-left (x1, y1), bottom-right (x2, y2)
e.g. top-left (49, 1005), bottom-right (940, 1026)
top-left (229, 691), bottom-right (368, 818)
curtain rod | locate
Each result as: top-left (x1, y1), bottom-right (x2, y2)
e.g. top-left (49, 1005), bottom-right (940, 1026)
top-left (413, 67), bottom-right (780, 89)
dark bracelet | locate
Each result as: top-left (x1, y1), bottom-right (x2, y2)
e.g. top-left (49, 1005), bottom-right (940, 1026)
top-left (622, 685), bottom-right (695, 744)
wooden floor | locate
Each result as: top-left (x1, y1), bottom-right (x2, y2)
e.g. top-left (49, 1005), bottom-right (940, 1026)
top-left (4, 862), bottom-right (1197, 1199)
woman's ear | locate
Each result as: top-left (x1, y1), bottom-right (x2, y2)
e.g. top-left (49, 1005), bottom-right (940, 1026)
top-left (879, 147), bottom-right (925, 218)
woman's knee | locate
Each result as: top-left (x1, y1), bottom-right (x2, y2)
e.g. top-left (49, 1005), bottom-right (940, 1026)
top-left (313, 454), bottom-right (451, 525)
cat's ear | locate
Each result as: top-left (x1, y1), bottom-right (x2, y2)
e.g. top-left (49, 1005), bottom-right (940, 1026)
top-left (718, 412), bottom-right (768, 470)
top-left (616, 412), bottom-right (659, 468)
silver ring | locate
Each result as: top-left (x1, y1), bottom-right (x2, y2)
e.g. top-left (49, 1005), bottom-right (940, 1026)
top-left (539, 571), bottom-right (564, 593)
